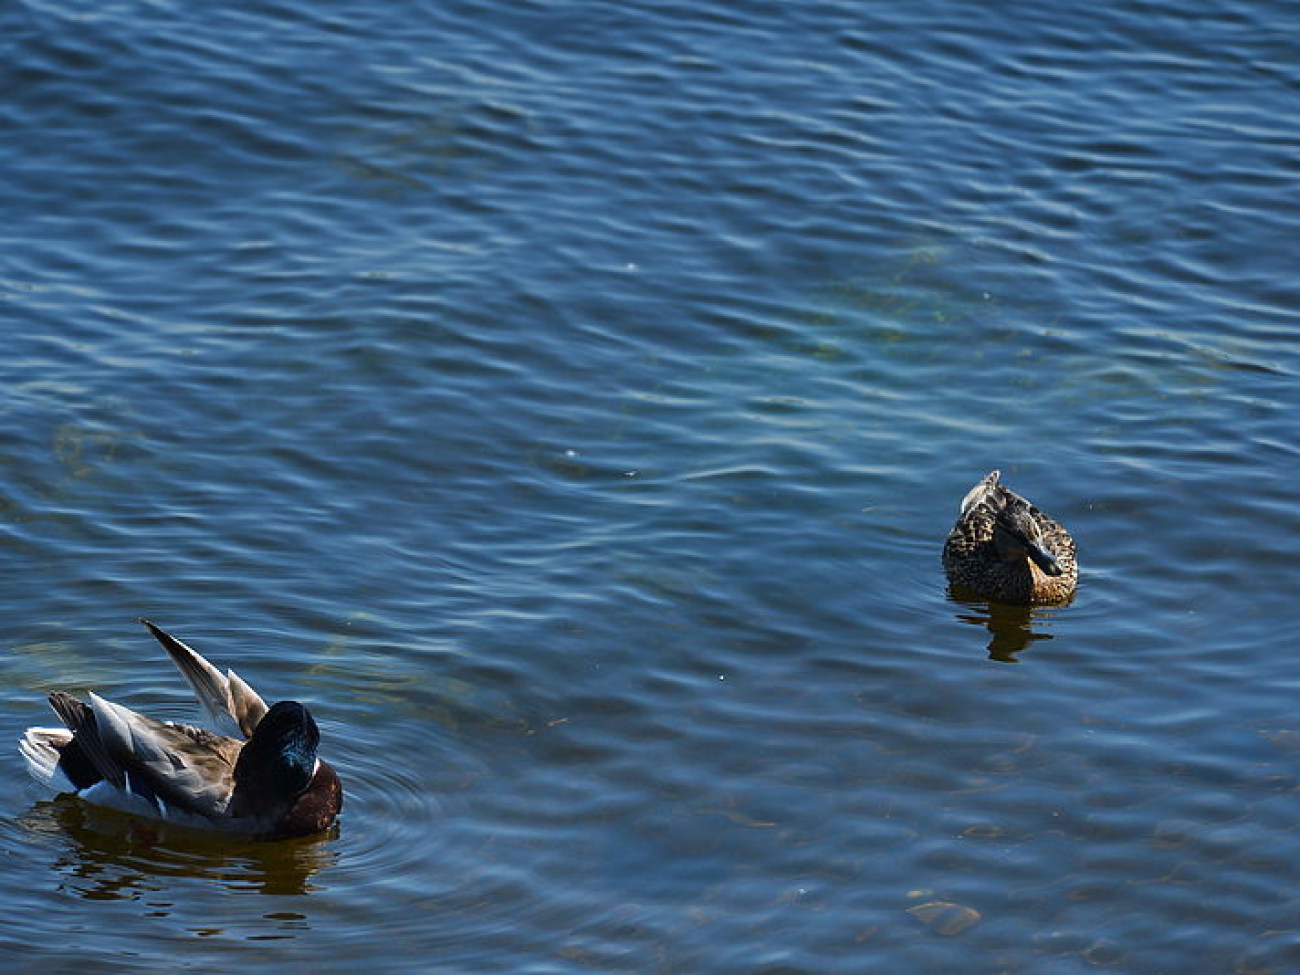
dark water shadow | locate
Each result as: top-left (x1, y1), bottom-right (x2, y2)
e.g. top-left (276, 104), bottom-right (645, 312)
top-left (947, 589), bottom-right (1072, 662)
top-left (17, 796), bottom-right (340, 902)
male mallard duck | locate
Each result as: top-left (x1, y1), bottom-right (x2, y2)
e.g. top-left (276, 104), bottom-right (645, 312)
top-left (19, 619), bottom-right (342, 840)
top-left (942, 470), bottom-right (1078, 604)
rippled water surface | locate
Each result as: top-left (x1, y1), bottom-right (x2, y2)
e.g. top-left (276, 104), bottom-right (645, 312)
top-left (4, 1), bottom-right (1300, 972)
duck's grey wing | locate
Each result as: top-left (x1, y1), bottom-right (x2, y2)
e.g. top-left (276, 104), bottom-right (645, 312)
top-left (957, 470), bottom-right (1003, 518)
top-left (68, 691), bottom-right (240, 819)
top-left (48, 690), bottom-right (126, 790)
top-left (140, 619), bottom-right (268, 738)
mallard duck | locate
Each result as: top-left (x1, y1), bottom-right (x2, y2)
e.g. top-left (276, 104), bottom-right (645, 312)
top-left (942, 470), bottom-right (1077, 604)
top-left (20, 619), bottom-right (342, 840)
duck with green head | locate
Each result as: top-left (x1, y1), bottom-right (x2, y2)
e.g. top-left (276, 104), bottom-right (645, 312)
top-left (20, 620), bottom-right (342, 840)
top-left (942, 470), bottom-right (1078, 604)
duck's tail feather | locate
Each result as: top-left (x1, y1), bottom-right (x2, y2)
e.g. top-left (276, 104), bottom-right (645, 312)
top-left (20, 726), bottom-right (75, 791)
top-left (21, 694), bottom-right (112, 795)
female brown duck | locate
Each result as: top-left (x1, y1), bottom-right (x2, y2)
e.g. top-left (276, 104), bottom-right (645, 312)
top-left (942, 470), bottom-right (1078, 604)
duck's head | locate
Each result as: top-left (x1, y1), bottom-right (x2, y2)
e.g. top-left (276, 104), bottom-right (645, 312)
top-left (232, 701), bottom-right (321, 813)
top-left (992, 500), bottom-right (1063, 577)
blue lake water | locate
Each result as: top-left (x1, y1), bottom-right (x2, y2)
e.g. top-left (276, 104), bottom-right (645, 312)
top-left (3, 0), bottom-right (1300, 971)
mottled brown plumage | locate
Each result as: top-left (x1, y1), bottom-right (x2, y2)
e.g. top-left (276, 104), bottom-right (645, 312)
top-left (942, 470), bottom-right (1077, 604)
